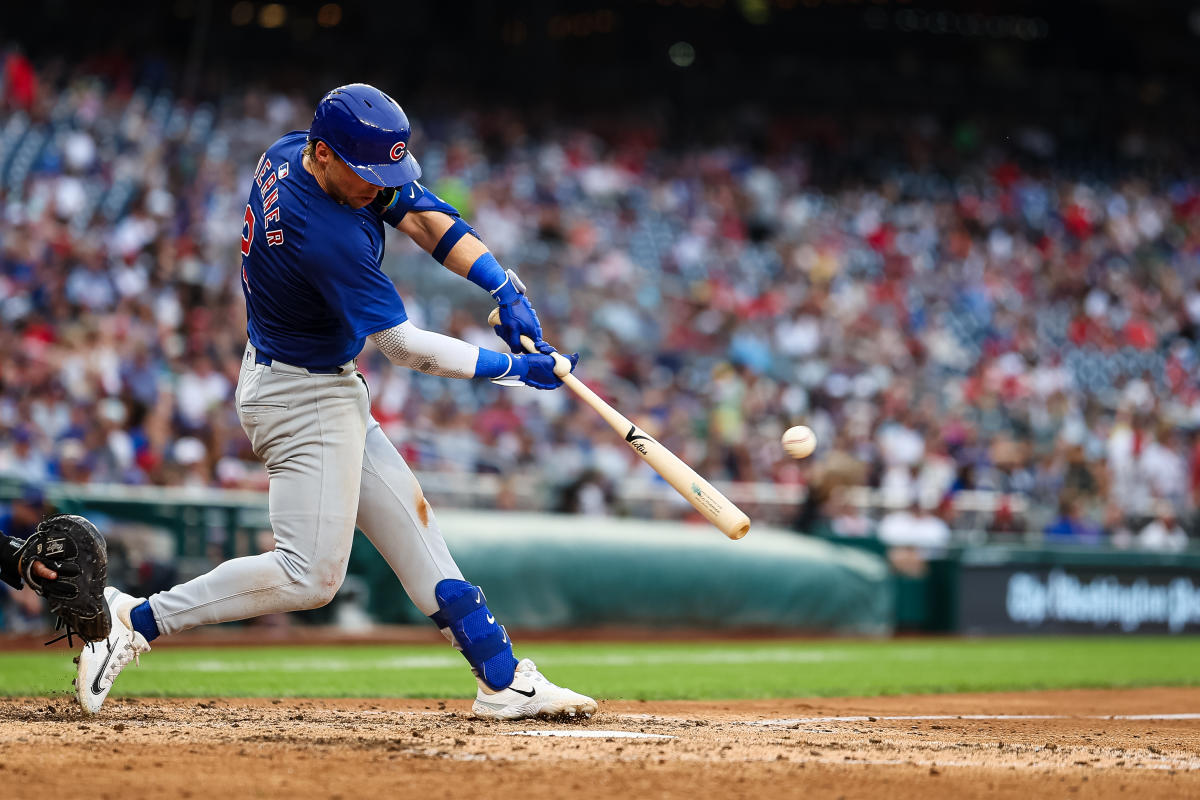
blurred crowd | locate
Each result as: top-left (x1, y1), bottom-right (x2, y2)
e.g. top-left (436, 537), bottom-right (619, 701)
top-left (1, 49), bottom-right (1198, 552)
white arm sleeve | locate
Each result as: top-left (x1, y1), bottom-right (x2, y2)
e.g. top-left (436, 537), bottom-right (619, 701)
top-left (369, 320), bottom-right (480, 379)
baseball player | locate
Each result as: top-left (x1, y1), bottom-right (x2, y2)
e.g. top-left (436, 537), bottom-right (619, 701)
top-left (77, 84), bottom-right (596, 720)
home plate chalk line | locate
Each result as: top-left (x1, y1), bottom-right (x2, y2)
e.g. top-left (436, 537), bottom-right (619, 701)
top-left (734, 712), bottom-right (1200, 725)
top-left (499, 720), bottom-right (1200, 772)
top-left (614, 714), bottom-right (1200, 729)
top-left (802, 757), bottom-right (1199, 772)
top-left (504, 730), bottom-right (675, 739)
top-left (603, 713), bottom-right (1200, 772)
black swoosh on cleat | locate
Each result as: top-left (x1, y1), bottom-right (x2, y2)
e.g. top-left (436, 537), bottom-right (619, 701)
top-left (509, 686), bottom-right (536, 698)
top-left (90, 643), bottom-right (118, 695)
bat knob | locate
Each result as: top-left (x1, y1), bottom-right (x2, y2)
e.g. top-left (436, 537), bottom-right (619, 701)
top-left (551, 352), bottom-right (572, 378)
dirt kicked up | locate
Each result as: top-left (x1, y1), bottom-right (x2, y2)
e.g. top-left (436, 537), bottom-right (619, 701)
top-left (1, 688), bottom-right (1197, 799)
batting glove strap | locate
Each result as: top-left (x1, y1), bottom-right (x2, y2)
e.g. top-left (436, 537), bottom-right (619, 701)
top-left (489, 353), bottom-right (522, 387)
top-left (489, 268), bottom-right (527, 303)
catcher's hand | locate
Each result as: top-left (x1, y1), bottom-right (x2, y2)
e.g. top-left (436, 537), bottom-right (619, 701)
top-left (17, 515), bottom-right (111, 645)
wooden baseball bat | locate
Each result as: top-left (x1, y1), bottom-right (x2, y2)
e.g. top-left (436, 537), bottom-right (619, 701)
top-left (488, 308), bottom-right (751, 540)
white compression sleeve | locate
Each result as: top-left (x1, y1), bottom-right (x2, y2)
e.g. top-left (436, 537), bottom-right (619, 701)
top-left (369, 320), bottom-right (480, 379)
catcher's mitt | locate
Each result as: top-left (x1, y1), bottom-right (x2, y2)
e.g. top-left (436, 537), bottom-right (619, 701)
top-left (17, 514), bottom-right (111, 646)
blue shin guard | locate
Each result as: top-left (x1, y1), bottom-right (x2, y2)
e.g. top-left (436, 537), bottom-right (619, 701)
top-left (429, 579), bottom-right (516, 690)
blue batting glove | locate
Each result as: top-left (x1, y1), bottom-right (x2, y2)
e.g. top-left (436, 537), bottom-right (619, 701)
top-left (491, 269), bottom-right (547, 354)
top-left (492, 351), bottom-right (580, 390)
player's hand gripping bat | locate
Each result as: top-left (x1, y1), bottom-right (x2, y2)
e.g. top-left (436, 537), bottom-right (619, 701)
top-left (488, 308), bottom-right (751, 540)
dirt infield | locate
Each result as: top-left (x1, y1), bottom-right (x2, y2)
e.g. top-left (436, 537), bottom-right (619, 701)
top-left (2, 688), bottom-right (1197, 799)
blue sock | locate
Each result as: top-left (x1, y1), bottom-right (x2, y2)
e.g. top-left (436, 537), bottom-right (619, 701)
top-left (129, 600), bottom-right (160, 642)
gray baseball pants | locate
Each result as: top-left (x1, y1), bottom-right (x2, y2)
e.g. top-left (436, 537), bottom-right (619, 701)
top-left (147, 343), bottom-right (464, 634)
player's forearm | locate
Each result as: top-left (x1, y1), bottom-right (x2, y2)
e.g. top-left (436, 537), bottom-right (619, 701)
top-left (370, 321), bottom-right (513, 379)
top-left (393, 208), bottom-right (535, 338)
top-left (396, 209), bottom-right (489, 279)
top-left (441, 225), bottom-right (489, 279)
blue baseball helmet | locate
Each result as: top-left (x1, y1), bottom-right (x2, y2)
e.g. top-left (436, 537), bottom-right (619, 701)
top-left (308, 83), bottom-right (422, 187)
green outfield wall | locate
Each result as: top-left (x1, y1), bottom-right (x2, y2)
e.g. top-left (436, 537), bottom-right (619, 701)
top-left (14, 478), bottom-right (1194, 636)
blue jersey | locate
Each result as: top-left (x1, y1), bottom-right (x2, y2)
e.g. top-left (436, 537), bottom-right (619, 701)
top-left (239, 131), bottom-right (408, 369)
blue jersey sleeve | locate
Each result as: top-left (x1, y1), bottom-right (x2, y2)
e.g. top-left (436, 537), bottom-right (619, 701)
top-left (303, 234), bottom-right (408, 339)
top-left (372, 180), bottom-right (475, 232)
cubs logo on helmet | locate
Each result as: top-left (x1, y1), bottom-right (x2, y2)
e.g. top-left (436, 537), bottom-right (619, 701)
top-left (308, 83), bottom-right (422, 186)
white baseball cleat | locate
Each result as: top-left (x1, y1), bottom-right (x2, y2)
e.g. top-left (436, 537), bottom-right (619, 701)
top-left (472, 658), bottom-right (597, 721)
top-left (75, 587), bottom-right (151, 715)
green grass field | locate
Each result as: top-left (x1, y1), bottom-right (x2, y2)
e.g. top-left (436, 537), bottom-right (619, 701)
top-left (1, 637), bottom-right (1196, 700)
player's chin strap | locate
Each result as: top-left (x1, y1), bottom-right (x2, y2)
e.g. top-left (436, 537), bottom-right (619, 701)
top-left (428, 579), bottom-right (517, 691)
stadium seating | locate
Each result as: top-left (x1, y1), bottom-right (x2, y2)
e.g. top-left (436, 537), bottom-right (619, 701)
top-left (1, 56), bottom-right (1197, 554)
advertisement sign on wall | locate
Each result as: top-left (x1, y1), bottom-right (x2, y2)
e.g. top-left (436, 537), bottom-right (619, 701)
top-left (959, 565), bottom-right (1200, 635)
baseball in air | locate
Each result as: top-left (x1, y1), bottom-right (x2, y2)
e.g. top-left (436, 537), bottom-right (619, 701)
top-left (782, 425), bottom-right (817, 459)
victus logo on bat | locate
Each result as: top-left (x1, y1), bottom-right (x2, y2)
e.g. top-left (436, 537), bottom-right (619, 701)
top-left (625, 425), bottom-right (652, 455)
